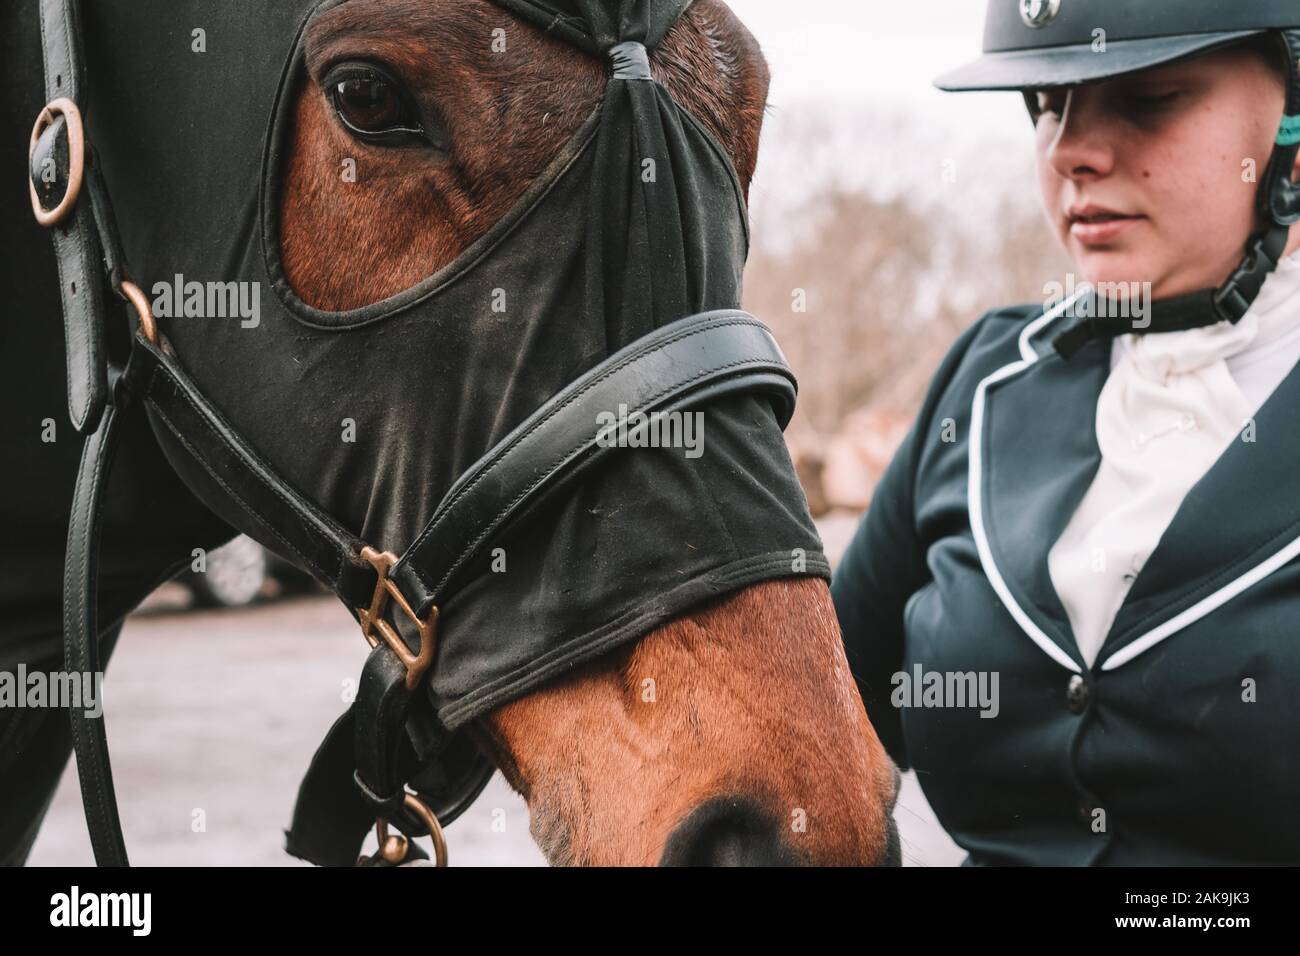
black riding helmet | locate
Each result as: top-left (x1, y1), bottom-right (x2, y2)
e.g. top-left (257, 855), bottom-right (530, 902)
top-left (934, 1), bottom-right (1300, 357)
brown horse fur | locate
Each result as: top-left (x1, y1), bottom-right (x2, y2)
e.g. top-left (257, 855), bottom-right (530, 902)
top-left (280, 0), bottom-right (898, 865)
top-left (281, 0), bottom-right (767, 309)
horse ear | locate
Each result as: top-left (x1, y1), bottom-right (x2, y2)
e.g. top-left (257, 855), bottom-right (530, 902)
top-left (660, 0), bottom-right (770, 198)
top-left (704, 0), bottom-right (771, 196)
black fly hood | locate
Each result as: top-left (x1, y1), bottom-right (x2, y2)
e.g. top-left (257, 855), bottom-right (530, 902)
top-left (26, 0), bottom-right (827, 865)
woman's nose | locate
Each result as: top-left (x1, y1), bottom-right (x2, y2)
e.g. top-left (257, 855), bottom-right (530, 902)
top-left (1046, 90), bottom-right (1117, 183)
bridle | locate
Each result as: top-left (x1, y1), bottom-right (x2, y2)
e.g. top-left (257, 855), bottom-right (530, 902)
top-left (29, 0), bottom-right (799, 866)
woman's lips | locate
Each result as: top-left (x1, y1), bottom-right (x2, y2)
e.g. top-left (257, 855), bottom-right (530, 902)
top-left (1067, 208), bottom-right (1145, 246)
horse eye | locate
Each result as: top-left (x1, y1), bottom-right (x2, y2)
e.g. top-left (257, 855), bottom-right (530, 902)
top-left (335, 73), bottom-right (402, 129)
top-left (325, 65), bottom-right (426, 145)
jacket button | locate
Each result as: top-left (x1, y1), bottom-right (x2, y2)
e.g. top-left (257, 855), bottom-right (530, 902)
top-left (1066, 674), bottom-right (1089, 713)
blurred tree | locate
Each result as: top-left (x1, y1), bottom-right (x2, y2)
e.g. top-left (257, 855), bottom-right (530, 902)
top-left (743, 105), bottom-right (1073, 443)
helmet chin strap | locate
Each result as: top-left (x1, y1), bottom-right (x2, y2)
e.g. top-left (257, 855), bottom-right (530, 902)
top-left (1051, 226), bottom-right (1292, 360)
top-left (1052, 29), bottom-right (1300, 359)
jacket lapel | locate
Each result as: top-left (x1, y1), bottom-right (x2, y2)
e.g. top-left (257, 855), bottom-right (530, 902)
top-left (972, 334), bottom-right (1111, 670)
top-left (974, 315), bottom-right (1300, 673)
top-left (1098, 354), bottom-right (1300, 669)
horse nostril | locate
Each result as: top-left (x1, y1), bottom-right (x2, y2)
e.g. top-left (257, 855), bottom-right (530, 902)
top-left (660, 796), bottom-right (797, 867)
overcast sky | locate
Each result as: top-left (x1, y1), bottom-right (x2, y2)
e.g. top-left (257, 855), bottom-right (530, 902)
top-left (728, 0), bottom-right (1027, 134)
top-left (721, 0), bottom-right (1045, 238)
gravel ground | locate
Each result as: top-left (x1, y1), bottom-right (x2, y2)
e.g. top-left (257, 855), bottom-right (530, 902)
top-left (27, 513), bottom-right (962, 867)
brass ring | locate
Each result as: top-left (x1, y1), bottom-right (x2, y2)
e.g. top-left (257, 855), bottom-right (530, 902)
top-left (29, 97), bottom-right (85, 228)
top-left (120, 280), bottom-right (158, 345)
top-left (374, 793), bottom-right (448, 867)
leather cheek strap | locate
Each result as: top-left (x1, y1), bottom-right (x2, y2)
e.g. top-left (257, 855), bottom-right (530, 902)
top-left (32, 0), bottom-right (116, 434)
top-left (123, 335), bottom-right (374, 608)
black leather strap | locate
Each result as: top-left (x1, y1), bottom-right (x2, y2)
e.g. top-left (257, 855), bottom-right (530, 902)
top-left (351, 645), bottom-right (419, 817)
top-left (124, 336), bottom-right (377, 608)
top-left (59, 333), bottom-right (392, 868)
top-left (62, 392), bottom-right (129, 866)
top-left (284, 699), bottom-right (494, 866)
top-left (38, 0), bottom-right (83, 102)
top-left (32, 0), bottom-right (111, 433)
top-left (283, 703), bottom-right (431, 867)
top-left (38, 0), bottom-right (137, 866)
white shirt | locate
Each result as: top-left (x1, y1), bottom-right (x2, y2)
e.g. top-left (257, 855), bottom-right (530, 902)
top-left (1047, 251), bottom-right (1300, 667)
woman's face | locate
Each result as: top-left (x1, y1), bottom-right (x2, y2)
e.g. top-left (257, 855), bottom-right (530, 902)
top-left (1035, 46), bottom-right (1295, 298)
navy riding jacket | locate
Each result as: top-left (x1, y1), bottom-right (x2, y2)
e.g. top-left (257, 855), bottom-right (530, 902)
top-left (831, 302), bottom-right (1300, 865)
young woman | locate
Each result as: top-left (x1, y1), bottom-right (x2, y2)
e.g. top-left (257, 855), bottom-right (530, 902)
top-left (832, 1), bottom-right (1300, 865)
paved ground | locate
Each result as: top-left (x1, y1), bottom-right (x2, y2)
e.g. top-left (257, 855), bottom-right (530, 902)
top-left (27, 593), bottom-right (546, 867)
top-left (28, 515), bottom-right (964, 867)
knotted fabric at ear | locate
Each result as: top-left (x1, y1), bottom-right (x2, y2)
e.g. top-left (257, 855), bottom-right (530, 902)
top-left (486, 0), bottom-right (692, 55)
top-left (488, 0), bottom-right (750, 352)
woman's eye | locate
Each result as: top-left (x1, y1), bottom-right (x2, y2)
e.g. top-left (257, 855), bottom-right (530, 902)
top-left (325, 66), bottom-right (427, 144)
top-left (1126, 91), bottom-right (1180, 113)
top-left (1035, 91), bottom-right (1067, 119)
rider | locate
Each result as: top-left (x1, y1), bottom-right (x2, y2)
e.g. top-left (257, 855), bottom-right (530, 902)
top-left (832, 0), bottom-right (1300, 864)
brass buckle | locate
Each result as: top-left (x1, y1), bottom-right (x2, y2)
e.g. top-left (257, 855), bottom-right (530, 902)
top-left (356, 546), bottom-right (437, 691)
top-left (359, 793), bottom-right (449, 867)
top-left (119, 279), bottom-right (158, 346)
top-left (29, 97), bottom-right (85, 228)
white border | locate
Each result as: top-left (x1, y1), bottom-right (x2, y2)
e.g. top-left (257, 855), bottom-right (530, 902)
top-left (1099, 532), bottom-right (1300, 670)
top-left (968, 292), bottom-right (1089, 674)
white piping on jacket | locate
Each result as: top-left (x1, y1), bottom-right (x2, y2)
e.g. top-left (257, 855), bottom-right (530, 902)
top-left (1099, 532), bottom-right (1300, 670)
top-left (968, 291), bottom-right (1090, 674)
